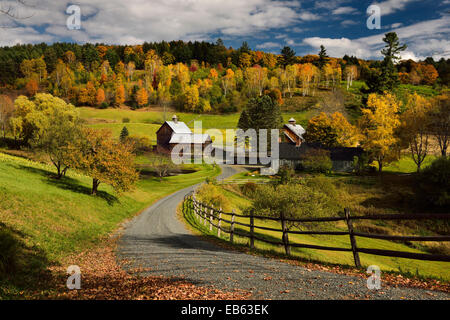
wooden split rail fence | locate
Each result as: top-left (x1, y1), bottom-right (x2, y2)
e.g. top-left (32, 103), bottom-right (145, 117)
top-left (182, 193), bottom-right (450, 268)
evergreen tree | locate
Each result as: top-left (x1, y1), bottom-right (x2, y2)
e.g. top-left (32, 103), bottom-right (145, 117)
top-left (120, 126), bottom-right (129, 142)
top-left (279, 46), bottom-right (296, 68)
top-left (238, 95), bottom-right (283, 149)
top-left (366, 32), bottom-right (407, 93)
top-left (316, 45), bottom-right (329, 70)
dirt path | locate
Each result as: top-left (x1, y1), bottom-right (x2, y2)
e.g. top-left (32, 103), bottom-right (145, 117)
top-left (117, 166), bottom-right (449, 300)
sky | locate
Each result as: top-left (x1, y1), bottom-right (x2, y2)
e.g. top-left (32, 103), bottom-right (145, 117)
top-left (0, 0), bottom-right (449, 61)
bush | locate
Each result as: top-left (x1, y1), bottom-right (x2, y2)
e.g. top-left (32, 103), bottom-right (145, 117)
top-left (416, 157), bottom-right (450, 207)
top-left (122, 117), bottom-right (130, 123)
top-left (99, 102), bottom-right (109, 109)
top-left (0, 228), bottom-right (19, 277)
top-left (278, 165), bottom-right (295, 184)
top-left (240, 182), bottom-right (258, 197)
top-left (301, 149), bottom-right (332, 173)
top-left (125, 135), bottom-right (153, 155)
top-left (250, 184), bottom-right (338, 228)
top-left (195, 183), bottom-right (231, 213)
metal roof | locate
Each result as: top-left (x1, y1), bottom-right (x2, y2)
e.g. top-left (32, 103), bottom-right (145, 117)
top-left (284, 123), bottom-right (306, 138)
top-left (165, 121), bottom-right (192, 134)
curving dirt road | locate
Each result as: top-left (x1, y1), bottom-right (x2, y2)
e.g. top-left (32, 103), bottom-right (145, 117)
top-left (117, 166), bottom-right (449, 300)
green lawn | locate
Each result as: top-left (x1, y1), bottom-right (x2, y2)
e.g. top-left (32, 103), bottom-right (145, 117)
top-left (0, 152), bottom-right (220, 297)
top-left (185, 187), bottom-right (449, 281)
top-left (79, 107), bottom-right (313, 129)
top-left (383, 155), bottom-right (437, 173)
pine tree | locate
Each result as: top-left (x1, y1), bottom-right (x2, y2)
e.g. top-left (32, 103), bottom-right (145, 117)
top-left (317, 45), bottom-right (329, 70)
top-left (366, 32), bottom-right (407, 93)
top-left (279, 46), bottom-right (296, 68)
top-left (120, 126), bottom-right (129, 143)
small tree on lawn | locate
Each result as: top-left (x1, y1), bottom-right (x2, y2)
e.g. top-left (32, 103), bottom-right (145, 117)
top-left (70, 128), bottom-right (138, 195)
top-left (120, 126), bottom-right (129, 143)
top-left (146, 153), bottom-right (177, 181)
top-left (33, 108), bottom-right (83, 179)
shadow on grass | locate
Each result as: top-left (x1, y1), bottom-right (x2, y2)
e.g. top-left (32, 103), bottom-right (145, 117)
top-left (0, 222), bottom-right (53, 299)
top-left (17, 164), bottom-right (118, 205)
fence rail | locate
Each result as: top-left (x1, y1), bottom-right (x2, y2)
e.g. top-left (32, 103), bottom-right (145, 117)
top-left (183, 193), bottom-right (450, 268)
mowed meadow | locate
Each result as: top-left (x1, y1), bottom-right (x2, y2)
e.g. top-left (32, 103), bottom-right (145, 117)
top-left (80, 106), bottom-right (315, 144)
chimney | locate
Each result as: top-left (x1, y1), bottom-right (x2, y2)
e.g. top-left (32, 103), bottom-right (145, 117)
top-left (172, 115), bottom-right (178, 123)
top-left (288, 118), bottom-right (296, 125)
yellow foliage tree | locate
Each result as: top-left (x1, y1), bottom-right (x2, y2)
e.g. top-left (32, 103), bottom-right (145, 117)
top-left (68, 128), bottom-right (138, 195)
top-left (399, 93), bottom-right (433, 172)
top-left (359, 93), bottom-right (401, 172)
top-left (184, 85), bottom-right (200, 112)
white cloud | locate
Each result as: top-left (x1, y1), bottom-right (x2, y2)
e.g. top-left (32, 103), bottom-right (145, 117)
top-left (371, 0), bottom-right (420, 15)
top-left (256, 42), bottom-right (281, 49)
top-left (332, 6), bottom-right (358, 15)
top-left (340, 19), bottom-right (358, 27)
top-left (303, 16), bottom-right (450, 61)
top-left (0, 0), bottom-right (303, 45)
top-left (298, 12), bottom-right (321, 21)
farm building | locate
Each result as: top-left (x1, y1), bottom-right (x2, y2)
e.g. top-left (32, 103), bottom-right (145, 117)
top-left (281, 118), bottom-right (305, 146)
top-left (156, 115), bottom-right (212, 154)
top-left (279, 143), bottom-right (363, 172)
top-left (278, 118), bottom-right (363, 172)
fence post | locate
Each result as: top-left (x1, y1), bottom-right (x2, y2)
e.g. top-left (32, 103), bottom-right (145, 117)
top-left (210, 206), bottom-right (214, 232)
top-left (280, 212), bottom-right (291, 256)
top-left (230, 210), bottom-right (235, 243)
top-left (218, 207), bottom-right (222, 238)
top-left (345, 208), bottom-right (361, 268)
top-left (250, 209), bottom-right (255, 249)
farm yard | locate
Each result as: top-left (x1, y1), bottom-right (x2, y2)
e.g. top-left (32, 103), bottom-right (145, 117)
top-left (0, 19), bottom-right (449, 302)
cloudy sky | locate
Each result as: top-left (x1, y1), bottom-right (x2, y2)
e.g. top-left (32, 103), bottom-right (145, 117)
top-left (0, 0), bottom-right (449, 61)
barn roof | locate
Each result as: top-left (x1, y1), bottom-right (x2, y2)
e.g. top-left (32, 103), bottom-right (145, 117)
top-left (284, 123), bottom-right (306, 139)
top-left (165, 121), bottom-right (192, 134)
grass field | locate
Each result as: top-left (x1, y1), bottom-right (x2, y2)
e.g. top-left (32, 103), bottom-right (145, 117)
top-left (79, 107), bottom-right (315, 141)
top-left (185, 186), bottom-right (450, 281)
top-left (0, 152), bottom-right (220, 297)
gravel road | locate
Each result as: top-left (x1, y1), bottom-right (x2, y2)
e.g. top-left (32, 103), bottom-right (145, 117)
top-left (117, 165), bottom-right (449, 300)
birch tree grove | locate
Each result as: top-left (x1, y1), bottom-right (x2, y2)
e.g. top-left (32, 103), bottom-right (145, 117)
top-left (345, 65), bottom-right (357, 90)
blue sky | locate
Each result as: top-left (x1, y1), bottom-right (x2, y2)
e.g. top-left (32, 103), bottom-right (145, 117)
top-left (0, 0), bottom-right (449, 60)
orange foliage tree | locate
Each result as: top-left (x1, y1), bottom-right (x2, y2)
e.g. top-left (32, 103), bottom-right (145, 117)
top-left (136, 87), bottom-right (149, 107)
top-left (26, 79), bottom-right (38, 96)
top-left (115, 84), bottom-right (126, 106)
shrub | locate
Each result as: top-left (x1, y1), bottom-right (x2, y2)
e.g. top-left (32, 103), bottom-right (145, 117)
top-left (250, 183), bottom-right (338, 228)
top-left (416, 157), bottom-right (450, 207)
top-left (122, 117), bottom-right (130, 123)
top-left (99, 102), bottom-right (109, 109)
top-left (195, 183), bottom-right (231, 213)
top-left (277, 165), bottom-right (295, 184)
top-left (240, 182), bottom-right (258, 197)
top-left (126, 135), bottom-right (153, 155)
top-left (301, 149), bottom-right (332, 173)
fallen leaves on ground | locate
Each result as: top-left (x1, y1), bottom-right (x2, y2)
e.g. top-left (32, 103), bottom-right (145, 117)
top-left (30, 238), bottom-right (250, 300)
